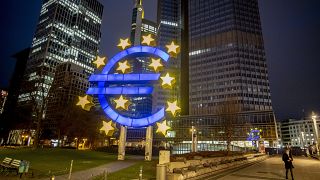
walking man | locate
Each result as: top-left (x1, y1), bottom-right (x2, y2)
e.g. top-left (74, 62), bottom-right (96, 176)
top-left (282, 148), bottom-right (294, 179)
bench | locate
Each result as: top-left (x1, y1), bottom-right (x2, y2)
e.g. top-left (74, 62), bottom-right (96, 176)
top-left (8, 159), bottom-right (21, 172)
top-left (0, 157), bottom-right (13, 168)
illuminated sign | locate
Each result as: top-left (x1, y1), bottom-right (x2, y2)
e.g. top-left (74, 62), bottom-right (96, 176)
top-left (247, 128), bottom-right (262, 141)
top-left (87, 45), bottom-right (170, 128)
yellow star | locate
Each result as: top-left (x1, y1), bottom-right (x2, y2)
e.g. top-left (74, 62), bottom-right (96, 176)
top-left (117, 38), bottom-right (131, 50)
top-left (114, 95), bottom-right (130, 110)
top-left (148, 58), bottom-right (163, 72)
top-left (100, 121), bottom-right (115, 136)
top-left (160, 73), bottom-right (175, 87)
top-left (166, 100), bottom-right (181, 116)
top-left (156, 120), bottom-right (171, 136)
top-left (93, 56), bottom-right (106, 69)
top-left (116, 60), bottom-right (131, 73)
top-left (141, 34), bottom-right (155, 46)
top-left (76, 95), bottom-right (93, 111)
top-left (166, 41), bottom-right (180, 55)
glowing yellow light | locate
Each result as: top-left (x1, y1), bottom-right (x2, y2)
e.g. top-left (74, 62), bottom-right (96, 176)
top-left (148, 58), bottom-right (163, 72)
top-left (76, 95), bottom-right (93, 111)
top-left (93, 56), bottom-right (106, 69)
top-left (166, 100), bottom-right (181, 116)
top-left (141, 34), bottom-right (155, 46)
top-left (116, 60), bottom-right (131, 73)
top-left (117, 38), bottom-right (131, 50)
top-left (160, 73), bottom-right (175, 87)
top-left (114, 95), bottom-right (130, 110)
top-left (100, 121), bottom-right (115, 136)
top-left (156, 120), bottom-right (171, 136)
top-left (166, 41), bottom-right (180, 55)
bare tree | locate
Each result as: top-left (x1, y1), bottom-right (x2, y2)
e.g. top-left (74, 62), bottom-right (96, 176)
top-left (216, 99), bottom-right (240, 155)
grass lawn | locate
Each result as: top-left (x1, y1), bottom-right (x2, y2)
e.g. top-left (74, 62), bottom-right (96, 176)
top-left (0, 148), bottom-right (117, 178)
top-left (94, 159), bottom-right (157, 180)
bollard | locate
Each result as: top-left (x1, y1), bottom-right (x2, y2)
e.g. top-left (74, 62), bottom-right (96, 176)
top-left (68, 160), bottom-right (73, 180)
top-left (104, 170), bottom-right (108, 180)
top-left (156, 164), bottom-right (166, 180)
top-left (139, 166), bottom-right (143, 180)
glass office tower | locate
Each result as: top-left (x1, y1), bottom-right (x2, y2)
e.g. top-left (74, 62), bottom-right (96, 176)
top-left (17, 0), bottom-right (103, 125)
top-left (156, 0), bottom-right (277, 151)
top-left (189, 0), bottom-right (272, 114)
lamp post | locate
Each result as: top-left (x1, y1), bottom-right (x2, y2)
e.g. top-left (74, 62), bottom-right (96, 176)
top-left (311, 112), bottom-right (319, 155)
top-left (191, 126), bottom-right (197, 152)
top-left (301, 132), bottom-right (305, 148)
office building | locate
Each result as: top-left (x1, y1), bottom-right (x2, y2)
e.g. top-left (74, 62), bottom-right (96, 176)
top-left (45, 62), bottom-right (90, 137)
top-left (126, 0), bottom-right (157, 142)
top-left (156, 0), bottom-right (277, 152)
top-left (0, 90), bottom-right (8, 114)
top-left (0, 48), bottom-right (30, 137)
top-left (17, 0), bottom-right (103, 125)
top-left (155, 0), bottom-right (188, 114)
top-left (278, 118), bottom-right (320, 148)
top-left (189, 0), bottom-right (272, 114)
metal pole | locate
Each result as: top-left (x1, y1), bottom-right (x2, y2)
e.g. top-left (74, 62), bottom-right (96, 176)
top-left (191, 126), bottom-right (197, 152)
top-left (312, 114), bottom-right (319, 155)
top-left (145, 126), bottom-right (153, 161)
top-left (118, 126), bottom-right (127, 160)
top-left (68, 160), bottom-right (73, 180)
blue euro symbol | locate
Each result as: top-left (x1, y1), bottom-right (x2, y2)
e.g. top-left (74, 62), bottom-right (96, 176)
top-left (86, 46), bottom-right (170, 128)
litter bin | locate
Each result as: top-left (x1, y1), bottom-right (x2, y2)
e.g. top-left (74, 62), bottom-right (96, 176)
top-left (19, 160), bottom-right (30, 177)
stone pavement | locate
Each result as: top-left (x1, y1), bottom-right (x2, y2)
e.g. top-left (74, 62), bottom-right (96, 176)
top-left (214, 156), bottom-right (320, 180)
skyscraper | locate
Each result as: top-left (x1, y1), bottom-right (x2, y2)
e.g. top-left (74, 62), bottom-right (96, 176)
top-left (155, 0), bottom-right (189, 114)
top-left (157, 0), bottom-right (277, 152)
top-left (189, 0), bottom-right (272, 114)
top-left (126, 0), bottom-right (158, 142)
top-left (0, 48), bottom-right (30, 137)
top-left (17, 0), bottom-right (103, 122)
top-left (45, 62), bottom-right (90, 137)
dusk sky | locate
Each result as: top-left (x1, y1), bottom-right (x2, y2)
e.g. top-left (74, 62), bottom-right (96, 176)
top-left (0, 0), bottom-right (319, 120)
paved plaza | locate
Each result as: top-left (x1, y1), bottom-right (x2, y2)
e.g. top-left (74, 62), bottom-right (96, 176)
top-left (213, 156), bottom-right (320, 180)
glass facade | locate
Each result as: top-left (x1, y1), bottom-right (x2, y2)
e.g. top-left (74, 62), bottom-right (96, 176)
top-left (155, 0), bottom-right (277, 150)
top-left (155, 0), bottom-right (182, 112)
top-left (45, 62), bottom-right (90, 135)
top-left (189, 0), bottom-right (272, 114)
top-left (126, 0), bottom-right (158, 141)
top-left (17, 0), bottom-right (103, 120)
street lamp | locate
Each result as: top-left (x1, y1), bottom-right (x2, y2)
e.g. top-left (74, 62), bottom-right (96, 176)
top-left (311, 112), bottom-right (319, 156)
top-left (191, 126), bottom-right (197, 152)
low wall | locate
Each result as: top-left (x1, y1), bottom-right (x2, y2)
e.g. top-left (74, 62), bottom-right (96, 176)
top-left (165, 154), bottom-right (267, 180)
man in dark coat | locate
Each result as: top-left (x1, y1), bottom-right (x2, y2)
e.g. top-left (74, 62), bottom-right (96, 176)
top-left (282, 149), bottom-right (294, 179)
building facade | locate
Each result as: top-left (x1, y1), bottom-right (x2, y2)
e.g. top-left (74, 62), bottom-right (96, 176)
top-left (126, 0), bottom-right (158, 142)
top-left (17, 0), bottom-right (103, 124)
top-left (155, 0), bottom-right (184, 113)
top-left (165, 111), bottom-right (276, 154)
top-left (278, 118), bottom-right (320, 148)
top-left (0, 48), bottom-right (30, 137)
top-left (155, 0), bottom-right (277, 151)
top-left (189, 0), bottom-right (272, 114)
top-left (45, 62), bottom-right (90, 136)
top-left (0, 90), bottom-right (8, 115)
